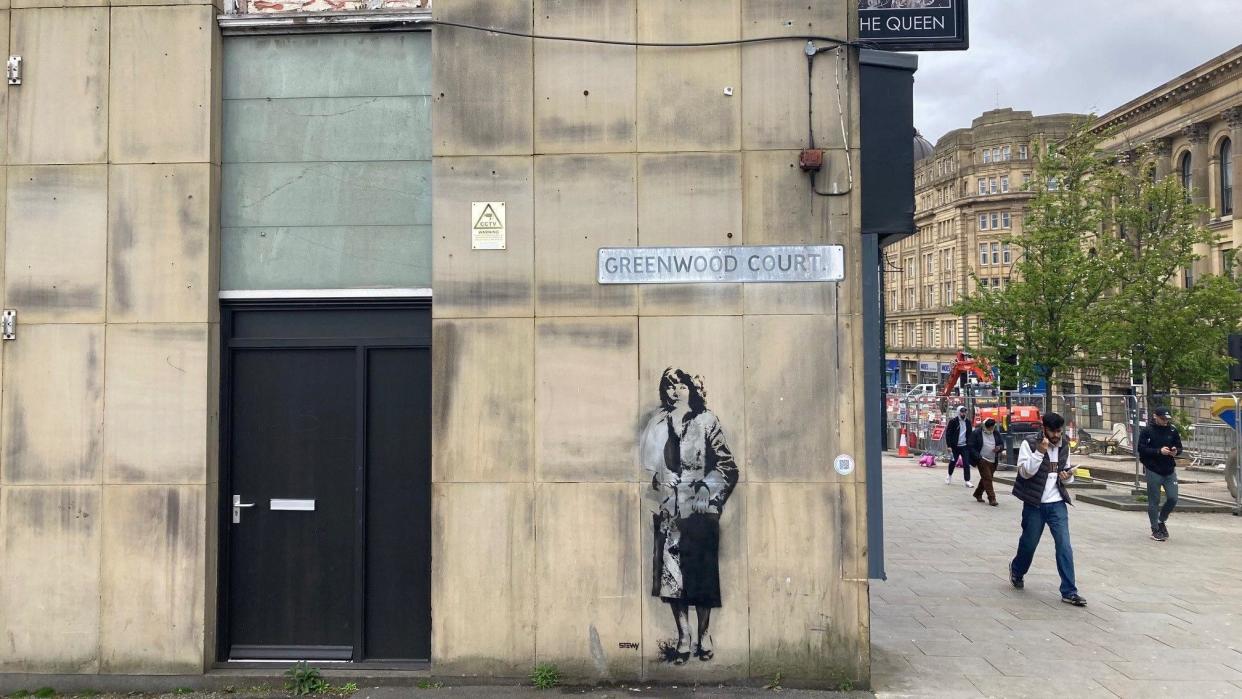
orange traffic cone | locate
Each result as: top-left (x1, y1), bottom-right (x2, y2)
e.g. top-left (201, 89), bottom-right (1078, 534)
top-left (898, 429), bottom-right (910, 458)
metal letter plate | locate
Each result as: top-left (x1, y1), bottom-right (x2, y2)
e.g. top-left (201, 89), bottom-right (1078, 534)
top-left (270, 498), bottom-right (315, 511)
top-left (598, 245), bottom-right (844, 284)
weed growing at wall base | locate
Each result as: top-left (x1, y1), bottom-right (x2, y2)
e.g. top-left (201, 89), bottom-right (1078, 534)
top-left (763, 672), bottom-right (782, 690)
top-left (284, 661), bottom-right (330, 696)
top-left (529, 664), bottom-right (561, 690)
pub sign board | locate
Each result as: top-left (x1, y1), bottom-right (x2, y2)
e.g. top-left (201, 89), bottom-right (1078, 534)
top-left (858, 0), bottom-right (969, 52)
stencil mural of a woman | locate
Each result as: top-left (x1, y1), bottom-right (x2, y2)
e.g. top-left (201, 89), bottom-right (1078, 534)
top-left (639, 368), bottom-right (739, 665)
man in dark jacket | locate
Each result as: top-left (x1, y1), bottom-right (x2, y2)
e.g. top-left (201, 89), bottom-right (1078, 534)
top-left (968, 417), bottom-right (1006, 505)
top-left (1138, 406), bottom-right (1183, 542)
top-left (1009, 412), bottom-right (1086, 607)
top-left (943, 406), bottom-right (972, 488)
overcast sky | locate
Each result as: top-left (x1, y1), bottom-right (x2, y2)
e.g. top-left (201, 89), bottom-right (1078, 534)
top-left (913, 1), bottom-right (1242, 144)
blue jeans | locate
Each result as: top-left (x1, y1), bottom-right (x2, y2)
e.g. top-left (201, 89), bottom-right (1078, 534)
top-left (1145, 470), bottom-right (1178, 529)
top-left (1010, 500), bottom-right (1077, 597)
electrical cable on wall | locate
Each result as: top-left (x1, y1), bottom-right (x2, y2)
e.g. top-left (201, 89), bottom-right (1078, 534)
top-left (423, 18), bottom-right (871, 51)
top-left (419, 19), bottom-right (859, 198)
top-left (804, 43), bottom-right (854, 197)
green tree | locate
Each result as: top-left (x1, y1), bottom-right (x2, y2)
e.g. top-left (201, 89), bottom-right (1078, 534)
top-left (1094, 157), bottom-right (1242, 393)
top-left (1142, 275), bottom-right (1242, 392)
top-left (953, 124), bottom-right (1117, 402)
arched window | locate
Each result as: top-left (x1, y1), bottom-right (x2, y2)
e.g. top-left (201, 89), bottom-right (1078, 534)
top-left (1180, 152), bottom-right (1193, 196)
top-left (1221, 138), bottom-right (1233, 216)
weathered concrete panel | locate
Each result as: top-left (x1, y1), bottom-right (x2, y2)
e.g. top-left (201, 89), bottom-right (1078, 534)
top-left (220, 226), bottom-right (433, 292)
top-left (640, 483), bottom-right (749, 681)
top-left (745, 483), bottom-right (866, 684)
top-left (112, 0), bottom-right (225, 11)
top-left (534, 483), bottom-right (641, 679)
top-left (205, 322), bottom-right (221, 485)
top-left (222, 96), bottom-right (432, 163)
top-left (1, 324), bottom-right (104, 485)
top-left (0, 486), bottom-right (101, 672)
top-left (110, 6), bottom-right (214, 164)
top-left (637, 153), bottom-right (742, 315)
top-left (6, 165), bottom-right (107, 322)
top-left (221, 161), bottom-right (431, 229)
top-left (100, 485), bottom-right (206, 674)
top-left (534, 0), bottom-right (636, 154)
top-left (637, 0), bottom-right (740, 152)
top-left (12, 0), bottom-right (103, 8)
top-left (637, 315), bottom-right (746, 473)
top-left (740, 1), bottom-right (850, 150)
top-left (744, 315), bottom-right (855, 483)
top-left (433, 0), bottom-right (533, 156)
top-left (432, 157), bottom-right (534, 318)
top-left (534, 318), bottom-right (638, 482)
top-left (432, 483), bottom-right (535, 676)
top-left (103, 324), bottom-right (209, 485)
top-left (534, 154), bottom-right (637, 316)
top-left (741, 149), bottom-right (854, 315)
top-left (223, 32), bottom-right (431, 100)
top-left (108, 164), bottom-right (212, 323)
top-left (0, 13), bottom-right (10, 162)
top-left (8, 8), bottom-right (108, 164)
top-left (432, 318), bottom-right (534, 483)
top-left (0, 167), bottom-right (6, 303)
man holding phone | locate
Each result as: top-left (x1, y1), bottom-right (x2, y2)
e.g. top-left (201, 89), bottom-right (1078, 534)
top-left (1138, 406), bottom-right (1183, 542)
top-left (1008, 412), bottom-right (1086, 607)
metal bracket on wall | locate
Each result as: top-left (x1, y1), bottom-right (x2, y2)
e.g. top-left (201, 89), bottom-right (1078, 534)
top-left (6, 56), bottom-right (21, 85)
top-left (2, 310), bottom-right (15, 340)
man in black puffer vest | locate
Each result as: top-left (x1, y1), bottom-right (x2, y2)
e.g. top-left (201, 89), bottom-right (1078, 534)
top-left (1008, 412), bottom-right (1087, 607)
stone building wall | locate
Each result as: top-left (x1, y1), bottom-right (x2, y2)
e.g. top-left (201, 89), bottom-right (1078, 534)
top-left (0, 0), bottom-right (868, 684)
top-left (887, 109), bottom-right (1080, 385)
top-left (1095, 46), bottom-right (1242, 284)
top-left (0, 0), bottom-right (220, 675)
top-left (428, 0), bottom-right (869, 685)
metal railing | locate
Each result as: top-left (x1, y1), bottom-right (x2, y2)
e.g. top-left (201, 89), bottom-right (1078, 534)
top-left (887, 388), bottom-right (1241, 513)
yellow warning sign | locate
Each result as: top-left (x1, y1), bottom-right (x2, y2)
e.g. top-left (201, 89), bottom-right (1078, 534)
top-left (471, 201), bottom-right (506, 250)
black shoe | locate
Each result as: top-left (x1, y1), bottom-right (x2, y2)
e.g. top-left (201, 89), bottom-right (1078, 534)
top-left (1061, 594), bottom-right (1087, 607)
top-left (1151, 527), bottom-right (1167, 542)
top-left (1009, 565), bottom-right (1023, 589)
top-left (1159, 522), bottom-right (1169, 539)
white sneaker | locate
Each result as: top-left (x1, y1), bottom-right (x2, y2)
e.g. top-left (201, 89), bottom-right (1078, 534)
top-left (945, 475), bottom-right (952, 484)
top-left (965, 481), bottom-right (974, 488)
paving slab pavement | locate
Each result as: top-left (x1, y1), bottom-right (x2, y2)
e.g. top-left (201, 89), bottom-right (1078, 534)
top-left (872, 453), bottom-right (1242, 698)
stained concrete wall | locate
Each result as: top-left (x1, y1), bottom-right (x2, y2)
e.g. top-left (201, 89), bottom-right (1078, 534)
top-left (431, 0), bottom-right (868, 686)
top-left (0, 2), bottom-right (219, 675)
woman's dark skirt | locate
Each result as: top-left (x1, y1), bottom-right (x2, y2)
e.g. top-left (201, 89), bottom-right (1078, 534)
top-left (652, 512), bottom-right (722, 608)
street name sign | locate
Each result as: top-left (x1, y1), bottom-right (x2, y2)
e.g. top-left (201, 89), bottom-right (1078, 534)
top-left (597, 245), bottom-right (845, 284)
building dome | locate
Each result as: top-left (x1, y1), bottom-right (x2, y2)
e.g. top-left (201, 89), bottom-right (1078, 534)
top-left (913, 128), bottom-right (935, 163)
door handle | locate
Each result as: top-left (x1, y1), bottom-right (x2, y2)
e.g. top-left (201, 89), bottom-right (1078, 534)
top-left (233, 494), bottom-right (256, 524)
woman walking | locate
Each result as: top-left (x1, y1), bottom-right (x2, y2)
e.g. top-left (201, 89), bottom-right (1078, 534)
top-left (639, 368), bottom-right (739, 664)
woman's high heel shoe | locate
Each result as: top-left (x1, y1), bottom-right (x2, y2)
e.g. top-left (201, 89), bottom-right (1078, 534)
top-left (695, 634), bottom-right (714, 661)
top-left (673, 637), bottom-right (691, 665)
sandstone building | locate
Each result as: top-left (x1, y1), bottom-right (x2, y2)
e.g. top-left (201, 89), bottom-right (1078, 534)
top-left (0, 0), bottom-right (880, 688)
top-left (888, 45), bottom-right (1242, 398)
top-left (1094, 45), bottom-right (1242, 289)
top-left (886, 109), bottom-right (1081, 388)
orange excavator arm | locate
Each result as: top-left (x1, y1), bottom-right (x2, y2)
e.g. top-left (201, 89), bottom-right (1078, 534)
top-left (939, 351), bottom-right (993, 396)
